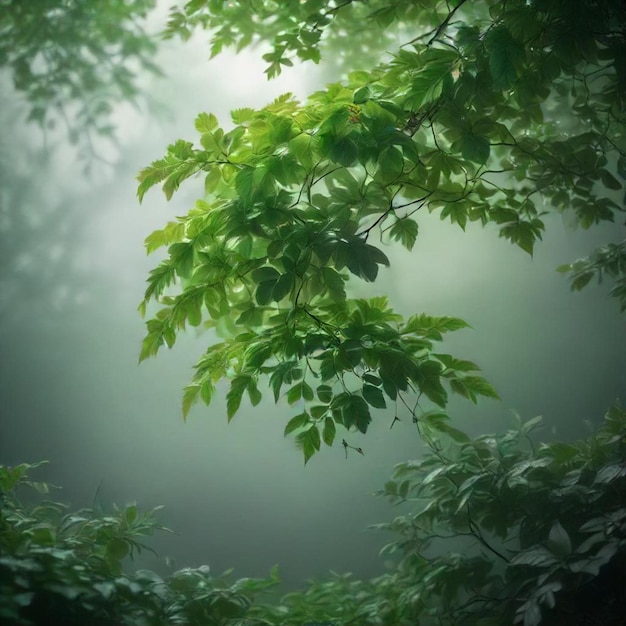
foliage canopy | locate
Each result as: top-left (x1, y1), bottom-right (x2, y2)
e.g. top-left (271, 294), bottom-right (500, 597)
top-left (138, 0), bottom-right (626, 462)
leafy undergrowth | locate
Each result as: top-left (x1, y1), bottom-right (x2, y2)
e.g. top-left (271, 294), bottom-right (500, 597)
top-left (2, 405), bottom-right (626, 625)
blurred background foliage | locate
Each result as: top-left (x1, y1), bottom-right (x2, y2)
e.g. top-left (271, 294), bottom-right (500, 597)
top-left (3, 404), bottom-right (626, 624)
top-left (0, 0), bottom-right (161, 322)
top-left (0, 0), bottom-right (159, 157)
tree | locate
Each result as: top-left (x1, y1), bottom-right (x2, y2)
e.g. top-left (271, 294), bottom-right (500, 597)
top-left (0, 0), bottom-right (159, 162)
top-left (0, 0), bottom-right (161, 320)
top-left (137, 0), bottom-right (626, 463)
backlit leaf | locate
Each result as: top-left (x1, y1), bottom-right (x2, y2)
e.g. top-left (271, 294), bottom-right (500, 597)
top-left (389, 218), bottom-right (419, 250)
top-left (284, 411), bottom-right (310, 436)
top-left (322, 416), bottom-right (336, 446)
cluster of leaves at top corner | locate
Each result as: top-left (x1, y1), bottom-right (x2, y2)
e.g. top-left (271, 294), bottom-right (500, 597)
top-left (0, 0), bottom-right (161, 163)
top-left (0, 462), bottom-right (280, 626)
top-left (163, 0), bottom-right (414, 78)
top-left (136, 0), bottom-right (626, 461)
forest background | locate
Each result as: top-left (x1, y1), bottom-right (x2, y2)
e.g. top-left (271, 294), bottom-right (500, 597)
top-left (1, 1), bottom-right (626, 624)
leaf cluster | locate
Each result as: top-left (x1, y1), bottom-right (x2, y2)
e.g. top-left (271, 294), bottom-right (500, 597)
top-left (156, 0), bottom-right (626, 253)
top-left (0, 0), bottom-right (160, 162)
top-left (557, 238), bottom-right (626, 311)
top-left (0, 462), bottom-right (278, 626)
top-left (5, 404), bottom-right (626, 625)
top-left (139, 0), bottom-right (625, 461)
top-left (369, 403), bottom-right (626, 625)
top-left (163, 0), bottom-right (412, 79)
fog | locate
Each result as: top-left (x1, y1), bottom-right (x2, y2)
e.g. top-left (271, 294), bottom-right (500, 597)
top-left (1, 7), bottom-right (625, 592)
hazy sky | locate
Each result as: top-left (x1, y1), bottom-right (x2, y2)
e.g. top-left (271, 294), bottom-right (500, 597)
top-left (1, 6), bottom-right (625, 591)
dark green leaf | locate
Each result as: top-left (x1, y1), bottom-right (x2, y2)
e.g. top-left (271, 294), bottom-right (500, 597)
top-left (362, 384), bottom-right (387, 409)
top-left (106, 538), bottom-right (129, 561)
top-left (547, 521), bottom-right (572, 558)
top-left (600, 169), bottom-right (622, 190)
top-left (256, 280), bottom-right (278, 305)
top-left (317, 384), bottom-right (333, 403)
top-left (272, 273), bottom-right (294, 301)
top-left (486, 26), bottom-right (525, 89)
top-left (252, 266), bottom-right (281, 283)
top-left (453, 134), bottom-right (490, 164)
top-left (296, 425), bottom-right (321, 464)
top-left (322, 416), bottom-right (336, 446)
top-left (389, 218), bottom-right (419, 250)
top-left (227, 375), bottom-right (250, 421)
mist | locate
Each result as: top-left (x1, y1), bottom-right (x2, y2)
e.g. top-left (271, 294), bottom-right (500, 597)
top-left (1, 5), bottom-right (625, 593)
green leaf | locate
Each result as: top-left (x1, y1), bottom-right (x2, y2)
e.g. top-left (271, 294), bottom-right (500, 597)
top-left (236, 305), bottom-right (267, 327)
top-left (547, 521), bottom-right (572, 558)
top-left (284, 411), bottom-right (310, 436)
top-left (617, 155), bottom-right (626, 180)
top-left (139, 319), bottom-right (169, 362)
top-left (329, 135), bottom-right (359, 166)
top-left (287, 383), bottom-right (303, 405)
top-left (600, 169), bottom-right (622, 190)
top-left (143, 260), bottom-right (178, 303)
top-left (252, 266), bottom-right (281, 283)
top-left (403, 49), bottom-right (458, 110)
top-left (145, 221), bottom-right (185, 254)
top-left (227, 375), bottom-right (250, 421)
top-left (346, 241), bottom-right (390, 282)
top-left (440, 202), bottom-right (468, 230)
top-left (337, 394), bottom-right (372, 433)
top-left (363, 383), bottom-right (386, 409)
top-left (296, 425), bottom-right (321, 464)
top-left (511, 546), bottom-right (560, 568)
top-left (317, 384), bottom-right (333, 403)
top-left (321, 267), bottom-right (346, 299)
top-left (433, 421), bottom-right (471, 443)
top-left (247, 379), bottom-right (262, 406)
top-left (169, 241), bottom-right (195, 278)
top-left (453, 133), bottom-right (490, 164)
top-left (486, 26), bottom-right (525, 89)
top-left (378, 146), bottom-right (404, 182)
top-left (272, 273), bottom-right (294, 301)
top-left (499, 218), bottom-right (544, 256)
top-left (301, 381), bottom-right (314, 401)
top-left (200, 379), bottom-right (214, 404)
top-left (310, 404), bottom-right (328, 418)
top-left (289, 133), bottom-right (317, 169)
top-left (256, 279), bottom-right (278, 305)
top-left (182, 383), bottom-right (201, 419)
top-left (463, 375), bottom-right (500, 400)
top-left (363, 373), bottom-right (382, 385)
top-left (570, 270), bottom-right (595, 291)
top-left (322, 416), bottom-right (336, 446)
top-left (195, 112), bottom-right (219, 133)
top-left (353, 86), bottom-right (370, 104)
top-left (389, 217), bottom-right (419, 250)
top-left (106, 538), bottom-right (129, 561)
